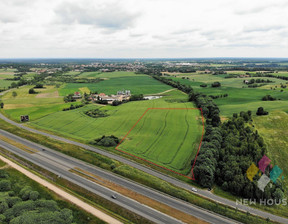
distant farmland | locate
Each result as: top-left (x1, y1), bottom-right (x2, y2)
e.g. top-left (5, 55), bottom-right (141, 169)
top-left (59, 74), bottom-right (172, 96)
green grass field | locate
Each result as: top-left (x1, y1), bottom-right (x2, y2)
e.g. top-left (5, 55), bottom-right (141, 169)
top-left (78, 71), bottom-right (137, 79)
top-left (253, 111), bottom-right (288, 189)
top-left (29, 90), bottom-right (202, 174)
top-left (117, 108), bottom-right (202, 173)
top-left (59, 74), bottom-right (172, 96)
top-left (167, 74), bottom-right (288, 117)
top-left (0, 85), bottom-right (69, 121)
top-left (0, 72), bottom-right (14, 88)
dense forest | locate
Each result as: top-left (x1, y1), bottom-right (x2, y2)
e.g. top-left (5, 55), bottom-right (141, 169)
top-left (0, 169), bottom-right (76, 224)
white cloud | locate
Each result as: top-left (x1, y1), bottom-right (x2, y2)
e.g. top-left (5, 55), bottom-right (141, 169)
top-left (0, 0), bottom-right (287, 58)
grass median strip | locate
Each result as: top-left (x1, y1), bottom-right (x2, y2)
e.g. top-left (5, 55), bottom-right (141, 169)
top-left (0, 134), bottom-right (38, 153)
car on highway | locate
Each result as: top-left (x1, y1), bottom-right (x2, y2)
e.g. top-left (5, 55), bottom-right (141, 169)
top-left (111, 194), bottom-right (117, 199)
top-left (191, 187), bottom-right (198, 192)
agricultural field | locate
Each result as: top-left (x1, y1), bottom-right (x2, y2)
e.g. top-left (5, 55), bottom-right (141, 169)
top-left (117, 108), bottom-right (203, 174)
top-left (59, 73), bottom-right (172, 96)
top-left (78, 71), bottom-right (137, 79)
top-left (28, 90), bottom-right (203, 174)
top-left (0, 69), bottom-right (15, 89)
top-left (167, 73), bottom-right (288, 116)
top-left (0, 85), bottom-right (68, 122)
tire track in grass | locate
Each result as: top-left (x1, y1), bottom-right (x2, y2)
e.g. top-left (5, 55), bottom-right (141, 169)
top-left (171, 106), bottom-right (201, 172)
top-left (128, 112), bottom-right (150, 153)
top-left (159, 107), bottom-right (189, 170)
top-left (54, 111), bottom-right (85, 132)
top-left (168, 108), bottom-right (192, 171)
top-left (140, 110), bottom-right (170, 156)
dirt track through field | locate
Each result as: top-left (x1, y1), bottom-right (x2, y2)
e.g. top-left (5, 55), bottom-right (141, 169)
top-left (0, 155), bottom-right (122, 224)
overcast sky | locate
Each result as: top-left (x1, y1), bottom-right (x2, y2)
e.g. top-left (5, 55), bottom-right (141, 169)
top-left (0, 0), bottom-right (288, 58)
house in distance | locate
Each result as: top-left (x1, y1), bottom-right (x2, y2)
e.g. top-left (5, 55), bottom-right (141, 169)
top-left (91, 90), bottom-right (131, 104)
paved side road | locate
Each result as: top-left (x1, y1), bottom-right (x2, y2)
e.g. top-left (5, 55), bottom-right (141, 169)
top-left (1, 113), bottom-right (287, 224)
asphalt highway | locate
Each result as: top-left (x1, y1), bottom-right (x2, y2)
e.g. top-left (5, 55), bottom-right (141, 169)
top-left (1, 113), bottom-right (288, 223)
top-left (0, 137), bottom-right (183, 224)
top-left (0, 129), bottom-right (238, 224)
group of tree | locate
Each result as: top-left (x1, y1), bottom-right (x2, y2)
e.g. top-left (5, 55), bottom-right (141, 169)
top-left (209, 94), bottom-right (228, 99)
top-left (215, 112), bottom-right (284, 202)
top-left (152, 76), bottom-right (193, 94)
top-left (191, 93), bottom-right (221, 127)
top-left (256, 107), bottom-right (269, 116)
top-left (211, 82), bottom-right (221, 88)
top-left (252, 73), bottom-right (288, 81)
top-left (34, 83), bottom-right (44, 88)
top-left (64, 94), bottom-right (76, 103)
top-left (28, 88), bottom-right (37, 94)
top-left (129, 94), bottom-right (144, 101)
top-left (0, 170), bottom-right (75, 223)
top-left (0, 101), bottom-right (4, 109)
top-left (193, 125), bottom-right (222, 187)
top-left (262, 95), bottom-right (276, 101)
top-left (244, 79), bottom-right (274, 85)
top-left (91, 135), bottom-right (120, 147)
top-left (62, 104), bottom-right (84, 111)
top-left (84, 108), bottom-right (108, 118)
top-left (247, 83), bottom-right (266, 88)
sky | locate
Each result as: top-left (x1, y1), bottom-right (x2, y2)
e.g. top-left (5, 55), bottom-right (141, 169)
top-left (0, 0), bottom-right (288, 58)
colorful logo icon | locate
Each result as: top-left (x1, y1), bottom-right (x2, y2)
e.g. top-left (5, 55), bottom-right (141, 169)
top-left (246, 155), bottom-right (284, 192)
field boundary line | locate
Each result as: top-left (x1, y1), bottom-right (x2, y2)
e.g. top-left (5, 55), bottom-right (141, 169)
top-left (115, 108), bottom-right (205, 180)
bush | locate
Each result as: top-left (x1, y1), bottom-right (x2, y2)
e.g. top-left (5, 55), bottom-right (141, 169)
top-left (29, 191), bottom-right (39, 201)
top-left (84, 109), bottom-right (108, 118)
top-left (256, 107), bottom-right (269, 116)
top-left (28, 88), bottom-right (36, 94)
top-left (34, 84), bottom-right (44, 88)
top-left (211, 82), bottom-right (221, 88)
top-left (112, 100), bottom-right (123, 106)
top-left (129, 94), bottom-right (144, 101)
top-left (0, 180), bottom-right (11, 192)
top-left (6, 197), bottom-right (22, 208)
top-left (0, 170), bottom-right (9, 178)
top-left (200, 84), bottom-right (207, 87)
top-left (0, 202), bottom-right (9, 213)
top-left (262, 95), bottom-right (276, 101)
top-left (92, 135), bottom-right (120, 147)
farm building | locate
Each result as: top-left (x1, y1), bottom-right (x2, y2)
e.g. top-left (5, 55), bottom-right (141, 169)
top-left (72, 92), bottom-right (82, 99)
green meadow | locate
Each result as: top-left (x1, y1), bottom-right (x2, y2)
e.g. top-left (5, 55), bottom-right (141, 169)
top-left (59, 74), bottom-right (172, 96)
top-left (1, 85), bottom-right (67, 121)
top-left (0, 70), bottom-right (15, 88)
top-left (78, 71), bottom-right (137, 79)
top-left (168, 74), bottom-right (288, 117)
top-left (253, 111), bottom-right (288, 189)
